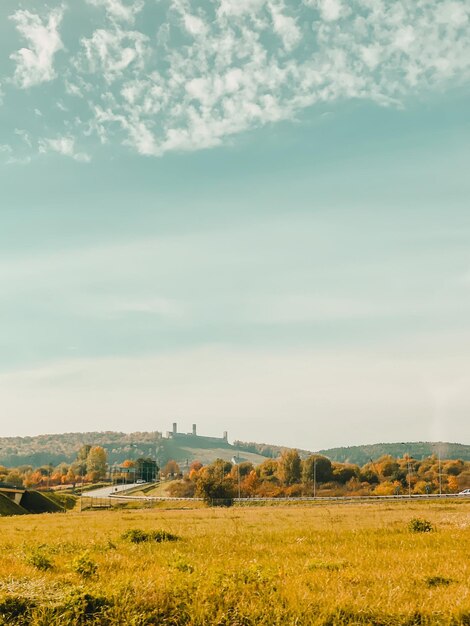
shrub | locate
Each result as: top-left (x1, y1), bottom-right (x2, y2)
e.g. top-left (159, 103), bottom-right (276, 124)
top-left (121, 528), bottom-right (179, 543)
top-left (71, 553), bottom-right (98, 578)
top-left (408, 518), bottom-right (434, 533)
top-left (56, 591), bottom-right (110, 622)
top-left (26, 548), bottom-right (53, 571)
top-left (0, 596), bottom-right (35, 625)
top-left (425, 576), bottom-right (453, 587)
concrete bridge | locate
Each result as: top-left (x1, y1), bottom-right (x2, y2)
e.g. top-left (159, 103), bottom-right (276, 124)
top-left (0, 487), bottom-right (25, 506)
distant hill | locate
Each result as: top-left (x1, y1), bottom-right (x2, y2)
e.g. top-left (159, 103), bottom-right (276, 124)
top-left (317, 442), bottom-right (470, 466)
top-left (0, 430), bottom-right (269, 468)
top-left (2, 432), bottom-right (470, 469)
top-left (0, 431), bottom-right (164, 467)
top-left (234, 440), bottom-right (314, 460)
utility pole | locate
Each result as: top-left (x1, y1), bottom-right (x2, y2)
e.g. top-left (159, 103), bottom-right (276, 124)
top-left (313, 457), bottom-right (317, 498)
top-left (438, 446), bottom-right (442, 496)
top-left (237, 452), bottom-right (241, 500)
top-left (407, 457), bottom-right (412, 498)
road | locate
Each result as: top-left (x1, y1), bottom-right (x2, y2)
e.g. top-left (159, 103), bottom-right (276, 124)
top-left (83, 483), bottom-right (143, 498)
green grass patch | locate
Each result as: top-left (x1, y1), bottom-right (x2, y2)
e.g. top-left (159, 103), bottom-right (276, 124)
top-left (121, 528), bottom-right (180, 543)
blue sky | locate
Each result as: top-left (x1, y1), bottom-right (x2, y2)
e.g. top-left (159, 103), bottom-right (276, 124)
top-left (0, 0), bottom-right (469, 449)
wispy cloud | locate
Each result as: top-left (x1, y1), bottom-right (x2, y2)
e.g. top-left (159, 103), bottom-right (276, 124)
top-left (9, 6), bottom-right (64, 88)
top-left (85, 0), bottom-right (144, 24)
top-left (38, 136), bottom-right (91, 162)
top-left (2, 0), bottom-right (470, 160)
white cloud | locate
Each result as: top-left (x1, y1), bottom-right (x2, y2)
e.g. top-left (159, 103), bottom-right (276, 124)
top-left (9, 7), bottom-right (64, 88)
top-left (269, 2), bottom-right (302, 50)
top-left (4, 0), bottom-right (470, 159)
top-left (217, 0), bottom-right (267, 18)
top-left (78, 26), bottom-right (148, 83)
top-left (183, 13), bottom-right (209, 37)
top-left (86, 0), bottom-right (144, 24)
top-left (308, 0), bottom-right (345, 22)
top-left (39, 136), bottom-right (91, 162)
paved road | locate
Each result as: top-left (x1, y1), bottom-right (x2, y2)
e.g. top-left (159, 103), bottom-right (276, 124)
top-left (83, 483), bottom-right (143, 498)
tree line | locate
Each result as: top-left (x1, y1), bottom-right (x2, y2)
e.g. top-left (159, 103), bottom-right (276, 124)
top-left (166, 450), bottom-right (470, 501)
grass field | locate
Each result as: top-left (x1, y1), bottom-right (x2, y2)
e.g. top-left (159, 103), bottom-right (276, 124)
top-left (0, 499), bottom-right (469, 625)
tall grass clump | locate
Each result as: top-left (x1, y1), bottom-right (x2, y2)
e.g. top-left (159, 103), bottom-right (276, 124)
top-left (408, 518), bottom-right (434, 533)
top-left (121, 528), bottom-right (179, 543)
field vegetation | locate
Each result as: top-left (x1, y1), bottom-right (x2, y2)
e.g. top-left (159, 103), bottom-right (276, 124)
top-left (0, 500), bottom-right (469, 624)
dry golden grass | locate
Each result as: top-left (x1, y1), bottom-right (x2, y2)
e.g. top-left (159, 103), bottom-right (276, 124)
top-left (0, 499), bottom-right (469, 624)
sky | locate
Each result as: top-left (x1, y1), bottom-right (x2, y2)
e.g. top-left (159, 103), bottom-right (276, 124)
top-left (0, 0), bottom-right (469, 450)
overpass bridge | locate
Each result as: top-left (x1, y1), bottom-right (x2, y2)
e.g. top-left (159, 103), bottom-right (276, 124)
top-left (0, 487), bottom-right (25, 506)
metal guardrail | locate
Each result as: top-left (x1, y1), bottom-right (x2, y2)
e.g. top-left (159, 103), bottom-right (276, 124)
top-left (107, 493), bottom-right (469, 503)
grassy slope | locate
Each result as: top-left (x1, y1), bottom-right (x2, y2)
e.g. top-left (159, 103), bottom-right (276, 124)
top-left (162, 437), bottom-right (269, 465)
top-left (0, 500), bottom-right (470, 624)
top-left (0, 492), bottom-right (27, 516)
top-left (20, 491), bottom-right (65, 514)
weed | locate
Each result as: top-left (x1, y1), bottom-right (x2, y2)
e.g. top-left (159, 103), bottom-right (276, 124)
top-left (0, 596), bottom-right (34, 625)
top-left (121, 528), bottom-right (179, 543)
top-left (408, 518), bottom-right (434, 533)
top-left (25, 548), bottom-right (53, 571)
top-left (54, 590), bottom-right (110, 623)
top-left (71, 553), bottom-right (98, 579)
top-left (170, 557), bottom-right (194, 573)
top-left (425, 576), bottom-right (453, 587)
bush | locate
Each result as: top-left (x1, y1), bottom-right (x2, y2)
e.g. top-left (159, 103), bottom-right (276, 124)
top-left (0, 596), bottom-right (35, 625)
top-left (71, 553), bottom-right (98, 578)
top-left (121, 528), bottom-right (179, 543)
top-left (425, 576), bottom-right (453, 587)
top-left (408, 518), bottom-right (434, 533)
top-left (26, 548), bottom-right (53, 571)
top-left (56, 591), bottom-right (110, 623)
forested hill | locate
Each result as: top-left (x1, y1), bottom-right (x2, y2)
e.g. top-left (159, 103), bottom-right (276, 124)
top-left (234, 440), bottom-right (314, 460)
top-left (318, 442), bottom-right (470, 465)
top-left (0, 431), bottom-right (270, 467)
top-left (0, 432), bottom-right (163, 467)
top-left (2, 432), bottom-right (470, 468)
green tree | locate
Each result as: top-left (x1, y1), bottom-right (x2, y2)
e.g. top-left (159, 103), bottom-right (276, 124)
top-left (196, 474), bottom-right (234, 506)
top-left (332, 463), bottom-right (359, 484)
top-left (278, 449), bottom-right (301, 486)
top-left (135, 457), bottom-right (158, 482)
top-left (302, 455), bottom-right (332, 484)
top-left (75, 444), bottom-right (92, 476)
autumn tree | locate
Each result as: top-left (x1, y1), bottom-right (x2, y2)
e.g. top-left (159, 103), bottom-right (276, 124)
top-left (332, 463), bottom-right (359, 484)
top-left (230, 461), bottom-right (253, 481)
top-left (278, 449), bottom-right (301, 486)
top-left (189, 460), bottom-right (203, 473)
top-left (162, 460), bottom-right (180, 478)
top-left (86, 446), bottom-right (107, 481)
top-left (257, 459), bottom-right (279, 481)
top-left (5, 470), bottom-right (24, 488)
